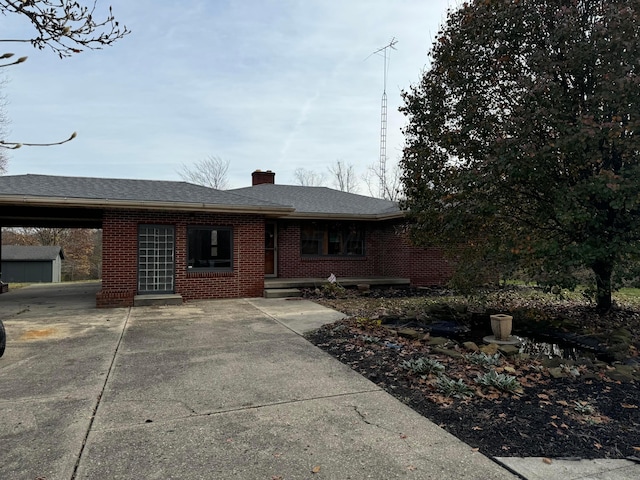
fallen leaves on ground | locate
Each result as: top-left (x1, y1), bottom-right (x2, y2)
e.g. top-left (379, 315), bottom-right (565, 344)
top-left (306, 294), bottom-right (640, 459)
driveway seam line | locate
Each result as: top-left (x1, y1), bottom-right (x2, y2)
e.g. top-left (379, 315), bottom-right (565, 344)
top-left (245, 301), bottom-right (300, 336)
top-left (89, 388), bottom-right (385, 432)
top-left (195, 388), bottom-right (386, 417)
top-left (70, 307), bottom-right (132, 480)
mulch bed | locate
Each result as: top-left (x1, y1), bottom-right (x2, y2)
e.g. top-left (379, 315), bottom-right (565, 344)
top-left (305, 288), bottom-right (640, 460)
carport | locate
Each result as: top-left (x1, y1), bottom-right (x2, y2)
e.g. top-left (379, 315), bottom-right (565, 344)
top-left (0, 174), bottom-right (293, 307)
top-left (0, 198), bottom-right (102, 293)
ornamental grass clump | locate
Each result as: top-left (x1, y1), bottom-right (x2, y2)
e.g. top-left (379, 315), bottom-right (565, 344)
top-left (401, 357), bottom-right (445, 376)
top-left (476, 369), bottom-right (521, 393)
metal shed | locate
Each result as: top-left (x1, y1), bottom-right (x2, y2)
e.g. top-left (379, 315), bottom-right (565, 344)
top-left (1, 245), bottom-right (64, 283)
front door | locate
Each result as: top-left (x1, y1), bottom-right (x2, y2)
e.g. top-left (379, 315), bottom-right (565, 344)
top-left (138, 225), bottom-right (175, 294)
top-left (265, 222), bottom-right (277, 277)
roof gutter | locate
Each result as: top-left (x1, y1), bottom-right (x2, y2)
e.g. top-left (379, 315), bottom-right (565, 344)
top-left (0, 195), bottom-right (295, 216)
top-left (284, 211), bottom-right (405, 221)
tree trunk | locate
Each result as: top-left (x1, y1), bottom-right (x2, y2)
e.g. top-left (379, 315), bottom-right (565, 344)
top-left (592, 260), bottom-right (613, 314)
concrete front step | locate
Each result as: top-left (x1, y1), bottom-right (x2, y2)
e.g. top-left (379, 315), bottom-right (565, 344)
top-left (134, 294), bottom-right (183, 307)
top-left (264, 288), bottom-right (302, 299)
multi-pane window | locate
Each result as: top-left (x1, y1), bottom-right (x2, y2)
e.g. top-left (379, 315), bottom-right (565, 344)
top-left (187, 227), bottom-right (233, 271)
top-left (301, 223), bottom-right (364, 256)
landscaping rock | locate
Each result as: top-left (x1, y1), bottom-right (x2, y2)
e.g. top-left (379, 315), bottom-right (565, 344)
top-left (427, 336), bottom-right (450, 346)
top-left (607, 364), bottom-right (640, 382)
top-left (611, 328), bottom-right (633, 341)
top-left (433, 347), bottom-right (464, 359)
top-left (498, 345), bottom-right (520, 356)
top-left (397, 328), bottom-right (422, 340)
top-left (480, 343), bottom-right (499, 355)
top-left (608, 344), bottom-right (632, 362)
top-left (462, 341), bottom-right (480, 352)
top-left (542, 357), bottom-right (565, 368)
top-left (548, 367), bottom-right (568, 378)
top-left (380, 315), bottom-right (399, 325)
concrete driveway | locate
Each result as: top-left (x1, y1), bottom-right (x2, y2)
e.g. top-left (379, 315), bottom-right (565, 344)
top-left (0, 282), bottom-right (516, 480)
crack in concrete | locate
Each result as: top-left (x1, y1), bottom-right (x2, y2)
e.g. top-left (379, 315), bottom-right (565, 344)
top-left (352, 405), bottom-right (376, 426)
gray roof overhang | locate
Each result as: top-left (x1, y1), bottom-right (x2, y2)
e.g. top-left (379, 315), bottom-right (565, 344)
top-left (0, 195), bottom-right (294, 228)
top-left (283, 211), bottom-right (404, 221)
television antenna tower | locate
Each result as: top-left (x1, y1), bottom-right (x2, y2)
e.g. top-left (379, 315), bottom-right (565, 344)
top-left (370, 37), bottom-right (397, 198)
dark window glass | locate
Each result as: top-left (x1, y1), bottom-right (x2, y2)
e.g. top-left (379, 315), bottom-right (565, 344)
top-left (300, 223), bottom-right (364, 256)
top-left (188, 227), bottom-right (233, 270)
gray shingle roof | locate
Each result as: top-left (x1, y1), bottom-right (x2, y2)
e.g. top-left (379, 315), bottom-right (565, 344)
top-left (230, 184), bottom-right (401, 219)
top-left (0, 174), bottom-right (401, 219)
top-left (2, 245), bottom-right (64, 261)
top-left (0, 174), bottom-right (290, 212)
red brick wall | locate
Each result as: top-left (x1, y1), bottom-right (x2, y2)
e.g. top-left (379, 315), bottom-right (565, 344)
top-left (379, 223), bottom-right (453, 286)
top-left (274, 220), bottom-right (452, 286)
top-left (275, 220), bottom-right (380, 278)
top-left (97, 209), bottom-right (264, 307)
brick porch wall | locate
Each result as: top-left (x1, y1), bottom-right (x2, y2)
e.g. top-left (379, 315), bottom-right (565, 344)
top-left (380, 224), bottom-right (453, 286)
top-left (97, 210), bottom-right (264, 308)
top-left (274, 220), bottom-right (452, 286)
top-left (275, 220), bottom-right (381, 279)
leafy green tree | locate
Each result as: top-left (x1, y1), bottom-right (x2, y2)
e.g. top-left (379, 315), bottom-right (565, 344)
top-left (400, 0), bottom-right (640, 313)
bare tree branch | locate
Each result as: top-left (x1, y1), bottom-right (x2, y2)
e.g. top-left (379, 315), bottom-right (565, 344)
top-left (0, 52), bottom-right (27, 67)
top-left (0, 0), bottom-right (130, 58)
top-left (363, 160), bottom-right (401, 201)
top-left (0, 1), bottom-right (128, 172)
top-left (0, 130), bottom-right (76, 149)
top-left (327, 160), bottom-right (359, 193)
top-left (178, 155), bottom-right (230, 190)
top-left (293, 168), bottom-right (326, 187)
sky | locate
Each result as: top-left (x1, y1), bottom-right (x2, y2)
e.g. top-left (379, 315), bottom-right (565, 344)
top-left (1, 0), bottom-right (455, 191)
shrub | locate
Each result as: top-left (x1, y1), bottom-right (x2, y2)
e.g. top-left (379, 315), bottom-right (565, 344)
top-left (321, 281), bottom-right (346, 298)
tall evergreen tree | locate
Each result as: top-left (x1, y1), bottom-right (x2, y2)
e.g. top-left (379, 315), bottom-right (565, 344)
top-left (401, 0), bottom-right (640, 312)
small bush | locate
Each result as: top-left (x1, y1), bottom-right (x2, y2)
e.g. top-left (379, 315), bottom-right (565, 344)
top-left (321, 281), bottom-right (346, 298)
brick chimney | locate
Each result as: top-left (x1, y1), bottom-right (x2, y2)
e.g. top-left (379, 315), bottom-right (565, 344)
top-left (252, 170), bottom-right (275, 185)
